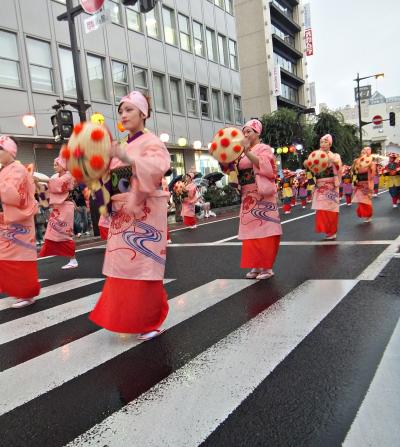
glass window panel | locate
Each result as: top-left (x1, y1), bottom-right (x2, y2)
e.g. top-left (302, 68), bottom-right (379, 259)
top-left (229, 39), bottom-right (238, 69)
top-left (193, 21), bottom-right (204, 56)
top-left (105, 0), bottom-right (121, 24)
top-left (224, 93), bottom-right (232, 122)
top-left (0, 30), bottom-right (19, 60)
top-left (112, 61), bottom-right (128, 102)
top-left (178, 14), bottom-right (191, 52)
top-left (153, 73), bottom-right (167, 111)
top-left (87, 54), bottom-right (106, 100)
top-left (59, 47), bottom-right (76, 97)
top-left (234, 96), bottom-right (242, 123)
top-left (185, 82), bottom-right (197, 116)
top-left (225, 0), bottom-right (233, 14)
top-left (214, 0), bottom-right (224, 8)
top-left (133, 66), bottom-right (148, 92)
top-left (30, 65), bottom-right (53, 92)
top-left (145, 9), bottom-right (160, 39)
top-left (218, 34), bottom-right (228, 66)
top-left (206, 28), bottom-right (217, 62)
top-left (162, 7), bottom-right (177, 45)
top-left (199, 86), bottom-right (209, 118)
top-left (212, 90), bottom-right (222, 121)
top-left (0, 59), bottom-right (20, 88)
top-left (127, 8), bottom-right (142, 32)
top-left (170, 78), bottom-right (182, 114)
top-left (27, 38), bottom-right (52, 67)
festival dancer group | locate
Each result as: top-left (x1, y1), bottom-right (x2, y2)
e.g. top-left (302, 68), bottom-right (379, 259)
top-left (0, 91), bottom-right (397, 340)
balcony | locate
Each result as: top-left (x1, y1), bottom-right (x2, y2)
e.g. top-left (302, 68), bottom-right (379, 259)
top-left (272, 33), bottom-right (303, 59)
top-left (277, 96), bottom-right (306, 110)
top-left (280, 67), bottom-right (305, 86)
top-left (270, 1), bottom-right (301, 33)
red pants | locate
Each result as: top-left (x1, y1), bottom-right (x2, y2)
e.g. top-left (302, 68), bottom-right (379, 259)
top-left (39, 239), bottom-right (75, 258)
top-left (241, 235), bottom-right (281, 269)
top-left (283, 203), bottom-right (291, 213)
top-left (183, 216), bottom-right (196, 226)
top-left (99, 225), bottom-right (109, 241)
top-left (315, 210), bottom-right (338, 236)
top-left (290, 197), bottom-right (296, 206)
top-left (301, 198), bottom-right (307, 207)
top-left (345, 195), bottom-right (352, 204)
top-left (357, 203), bottom-right (373, 218)
top-left (0, 260), bottom-right (40, 299)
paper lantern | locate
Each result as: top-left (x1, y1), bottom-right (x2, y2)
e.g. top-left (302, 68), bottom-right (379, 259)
top-left (209, 127), bottom-right (244, 164)
top-left (178, 137), bottom-right (187, 147)
top-left (276, 148), bottom-right (282, 154)
top-left (282, 147), bottom-right (289, 154)
top-left (117, 121), bottom-right (125, 132)
top-left (289, 145), bottom-right (295, 153)
top-left (22, 114), bottom-right (36, 128)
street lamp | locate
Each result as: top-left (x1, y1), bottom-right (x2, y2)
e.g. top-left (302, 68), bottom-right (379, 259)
top-left (354, 72), bottom-right (384, 147)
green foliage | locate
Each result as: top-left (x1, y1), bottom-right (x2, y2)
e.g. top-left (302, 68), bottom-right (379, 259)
top-left (260, 108), bottom-right (299, 148)
top-left (203, 185), bottom-right (240, 208)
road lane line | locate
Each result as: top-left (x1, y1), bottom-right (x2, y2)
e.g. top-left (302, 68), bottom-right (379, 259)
top-left (0, 280), bottom-right (175, 345)
top-left (167, 240), bottom-right (394, 247)
top-left (68, 279), bottom-right (358, 447)
top-left (343, 317), bottom-right (400, 447)
top-left (0, 278), bottom-right (104, 310)
top-left (0, 279), bottom-right (257, 417)
top-left (357, 234), bottom-right (400, 281)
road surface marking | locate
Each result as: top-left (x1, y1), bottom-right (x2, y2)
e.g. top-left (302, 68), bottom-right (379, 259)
top-left (168, 240), bottom-right (394, 247)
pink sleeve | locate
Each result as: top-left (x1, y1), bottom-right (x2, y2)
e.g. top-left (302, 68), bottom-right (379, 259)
top-left (48, 172), bottom-right (74, 193)
top-left (253, 145), bottom-right (276, 180)
top-left (0, 170), bottom-right (28, 207)
top-left (186, 183), bottom-right (198, 204)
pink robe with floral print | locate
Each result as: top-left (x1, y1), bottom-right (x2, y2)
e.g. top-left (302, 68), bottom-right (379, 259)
top-left (103, 132), bottom-right (171, 281)
top-left (352, 166), bottom-right (374, 206)
top-left (43, 172), bottom-right (75, 242)
top-left (238, 144), bottom-right (282, 240)
top-left (312, 154), bottom-right (342, 213)
top-left (0, 161), bottom-right (37, 261)
top-left (181, 182), bottom-right (197, 218)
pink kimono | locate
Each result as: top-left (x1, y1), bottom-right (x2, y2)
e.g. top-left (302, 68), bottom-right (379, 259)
top-left (352, 165), bottom-right (375, 218)
top-left (39, 172), bottom-right (76, 258)
top-left (237, 144), bottom-right (282, 269)
top-left (181, 182), bottom-right (197, 226)
top-left (0, 161), bottom-right (40, 298)
top-left (90, 132), bottom-right (171, 334)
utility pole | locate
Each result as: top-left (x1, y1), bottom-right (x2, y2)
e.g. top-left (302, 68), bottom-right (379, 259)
top-left (355, 73), bottom-right (363, 148)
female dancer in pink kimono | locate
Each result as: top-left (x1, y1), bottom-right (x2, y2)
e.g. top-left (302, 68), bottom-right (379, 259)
top-left (38, 156), bottom-right (78, 269)
top-left (352, 147), bottom-right (376, 222)
top-left (90, 91), bottom-right (171, 341)
top-left (181, 173), bottom-right (198, 228)
top-left (238, 119), bottom-right (282, 280)
top-left (0, 135), bottom-right (40, 308)
top-left (312, 134), bottom-right (342, 240)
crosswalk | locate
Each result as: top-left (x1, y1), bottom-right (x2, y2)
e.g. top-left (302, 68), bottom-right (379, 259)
top-left (0, 270), bottom-right (399, 446)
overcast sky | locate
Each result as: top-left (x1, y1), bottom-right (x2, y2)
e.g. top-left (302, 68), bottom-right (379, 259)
top-left (306, 0), bottom-right (400, 109)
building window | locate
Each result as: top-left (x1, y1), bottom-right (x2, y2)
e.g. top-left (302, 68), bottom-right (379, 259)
top-left (112, 60), bottom-right (128, 103)
top-left (178, 14), bottom-right (191, 52)
top-left (105, 0), bottom-right (122, 25)
top-left (59, 47), bottom-right (76, 97)
top-left (234, 96), bottom-right (243, 123)
top-left (162, 6), bottom-right (177, 46)
top-left (212, 90), bottom-right (222, 121)
top-left (281, 83), bottom-right (299, 103)
top-left (170, 77), bottom-right (183, 114)
top-left (214, 0), bottom-right (225, 8)
top-left (271, 0), bottom-right (293, 19)
top-left (274, 52), bottom-right (296, 75)
top-left (193, 21), bottom-right (204, 57)
top-left (271, 24), bottom-right (295, 48)
top-left (225, 0), bottom-right (234, 14)
top-left (224, 93), bottom-right (232, 122)
top-left (145, 7), bottom-right (160, 39)
top-left (87, 54), bottom-right (106, 100)
top-left (206, 28), bottom-right (217, 62)
top-left (218, 34), bottom-right (228, 66)
top-left (153, 73), bottom-right (167, 112)
top-left (126, 4), bottom-right (142, 32)
top-left (133, 66), bottom-right (148, 93)
top-left (0, 30), bottom-right (21, 88)
top-left (199, 86), bottom-right (210, 118)
top-left (26, 38), bottom-right (54, 92)
top-left (185, 82), bottom-right (197, 117)
top-left (228, 39), bottom-right (238, 70)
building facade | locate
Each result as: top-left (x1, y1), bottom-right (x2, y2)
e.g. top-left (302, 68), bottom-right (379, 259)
top-left (234, 0), bottom-right (311, 120)
top-left (336, 91), bottom-right (400, 153)
top-left (0, 0), bottom-right (243, 178)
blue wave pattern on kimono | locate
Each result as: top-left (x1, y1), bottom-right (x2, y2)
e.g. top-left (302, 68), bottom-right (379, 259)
top-left (251, 200), bottom-right (281, 224)
top-left (0, 223), bottom-right (36, 251)
top-left (123, 221), bottom-right (165, 265)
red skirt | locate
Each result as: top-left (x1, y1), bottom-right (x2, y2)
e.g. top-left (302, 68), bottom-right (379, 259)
top-left (315, 210), bottom-right (338, 236)
top-left (357, 203), bottom-right (373, 218)
top-left (183, 216), bottom-right (196, 226)
top-left (241, 235), bottom-right (281, 269)
top-left (89, 277), bottom-right (169, 333)
top-left (39, 239), bottom-right (75, 258)
top-left (99, 225), bottom-right (109, 241)
top-left (0, 260), bottom-right (40, 299)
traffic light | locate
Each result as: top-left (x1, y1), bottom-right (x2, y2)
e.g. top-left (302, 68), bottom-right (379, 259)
top-left (121, 0), bottom-right (158, 13)
top-left (389, 112), bottom-right (396, 126)
top-left (51, 109), bottom-right (74, 142)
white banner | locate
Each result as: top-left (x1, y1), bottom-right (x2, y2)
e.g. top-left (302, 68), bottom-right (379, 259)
top-left (304, 3), bottom-right (312, 29)
top-left (273, 65), bottom-right (282, 97)
top-left (84, 8), bottom-right (110, 34)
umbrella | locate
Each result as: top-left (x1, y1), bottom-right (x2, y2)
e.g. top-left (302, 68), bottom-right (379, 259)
top-left (204, 172), bottom-right (224, 183)
top-left (168, 175), bottom-right (183, 192)
top-left (193, 172), bottom-right (202, 179)
top-left (33, 172), bottom-right (50, 182)
top-left (193, 177), bottom-right (209, 188)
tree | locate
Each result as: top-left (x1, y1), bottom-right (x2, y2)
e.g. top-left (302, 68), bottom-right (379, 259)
top-left (260, 108), bottom-right (298, 148)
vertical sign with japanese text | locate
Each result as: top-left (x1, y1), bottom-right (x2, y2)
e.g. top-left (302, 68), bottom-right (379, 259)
top-left (303, 3), bottom-right (313, 56)
top-left (273, 65), bottom-right (282, 96)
